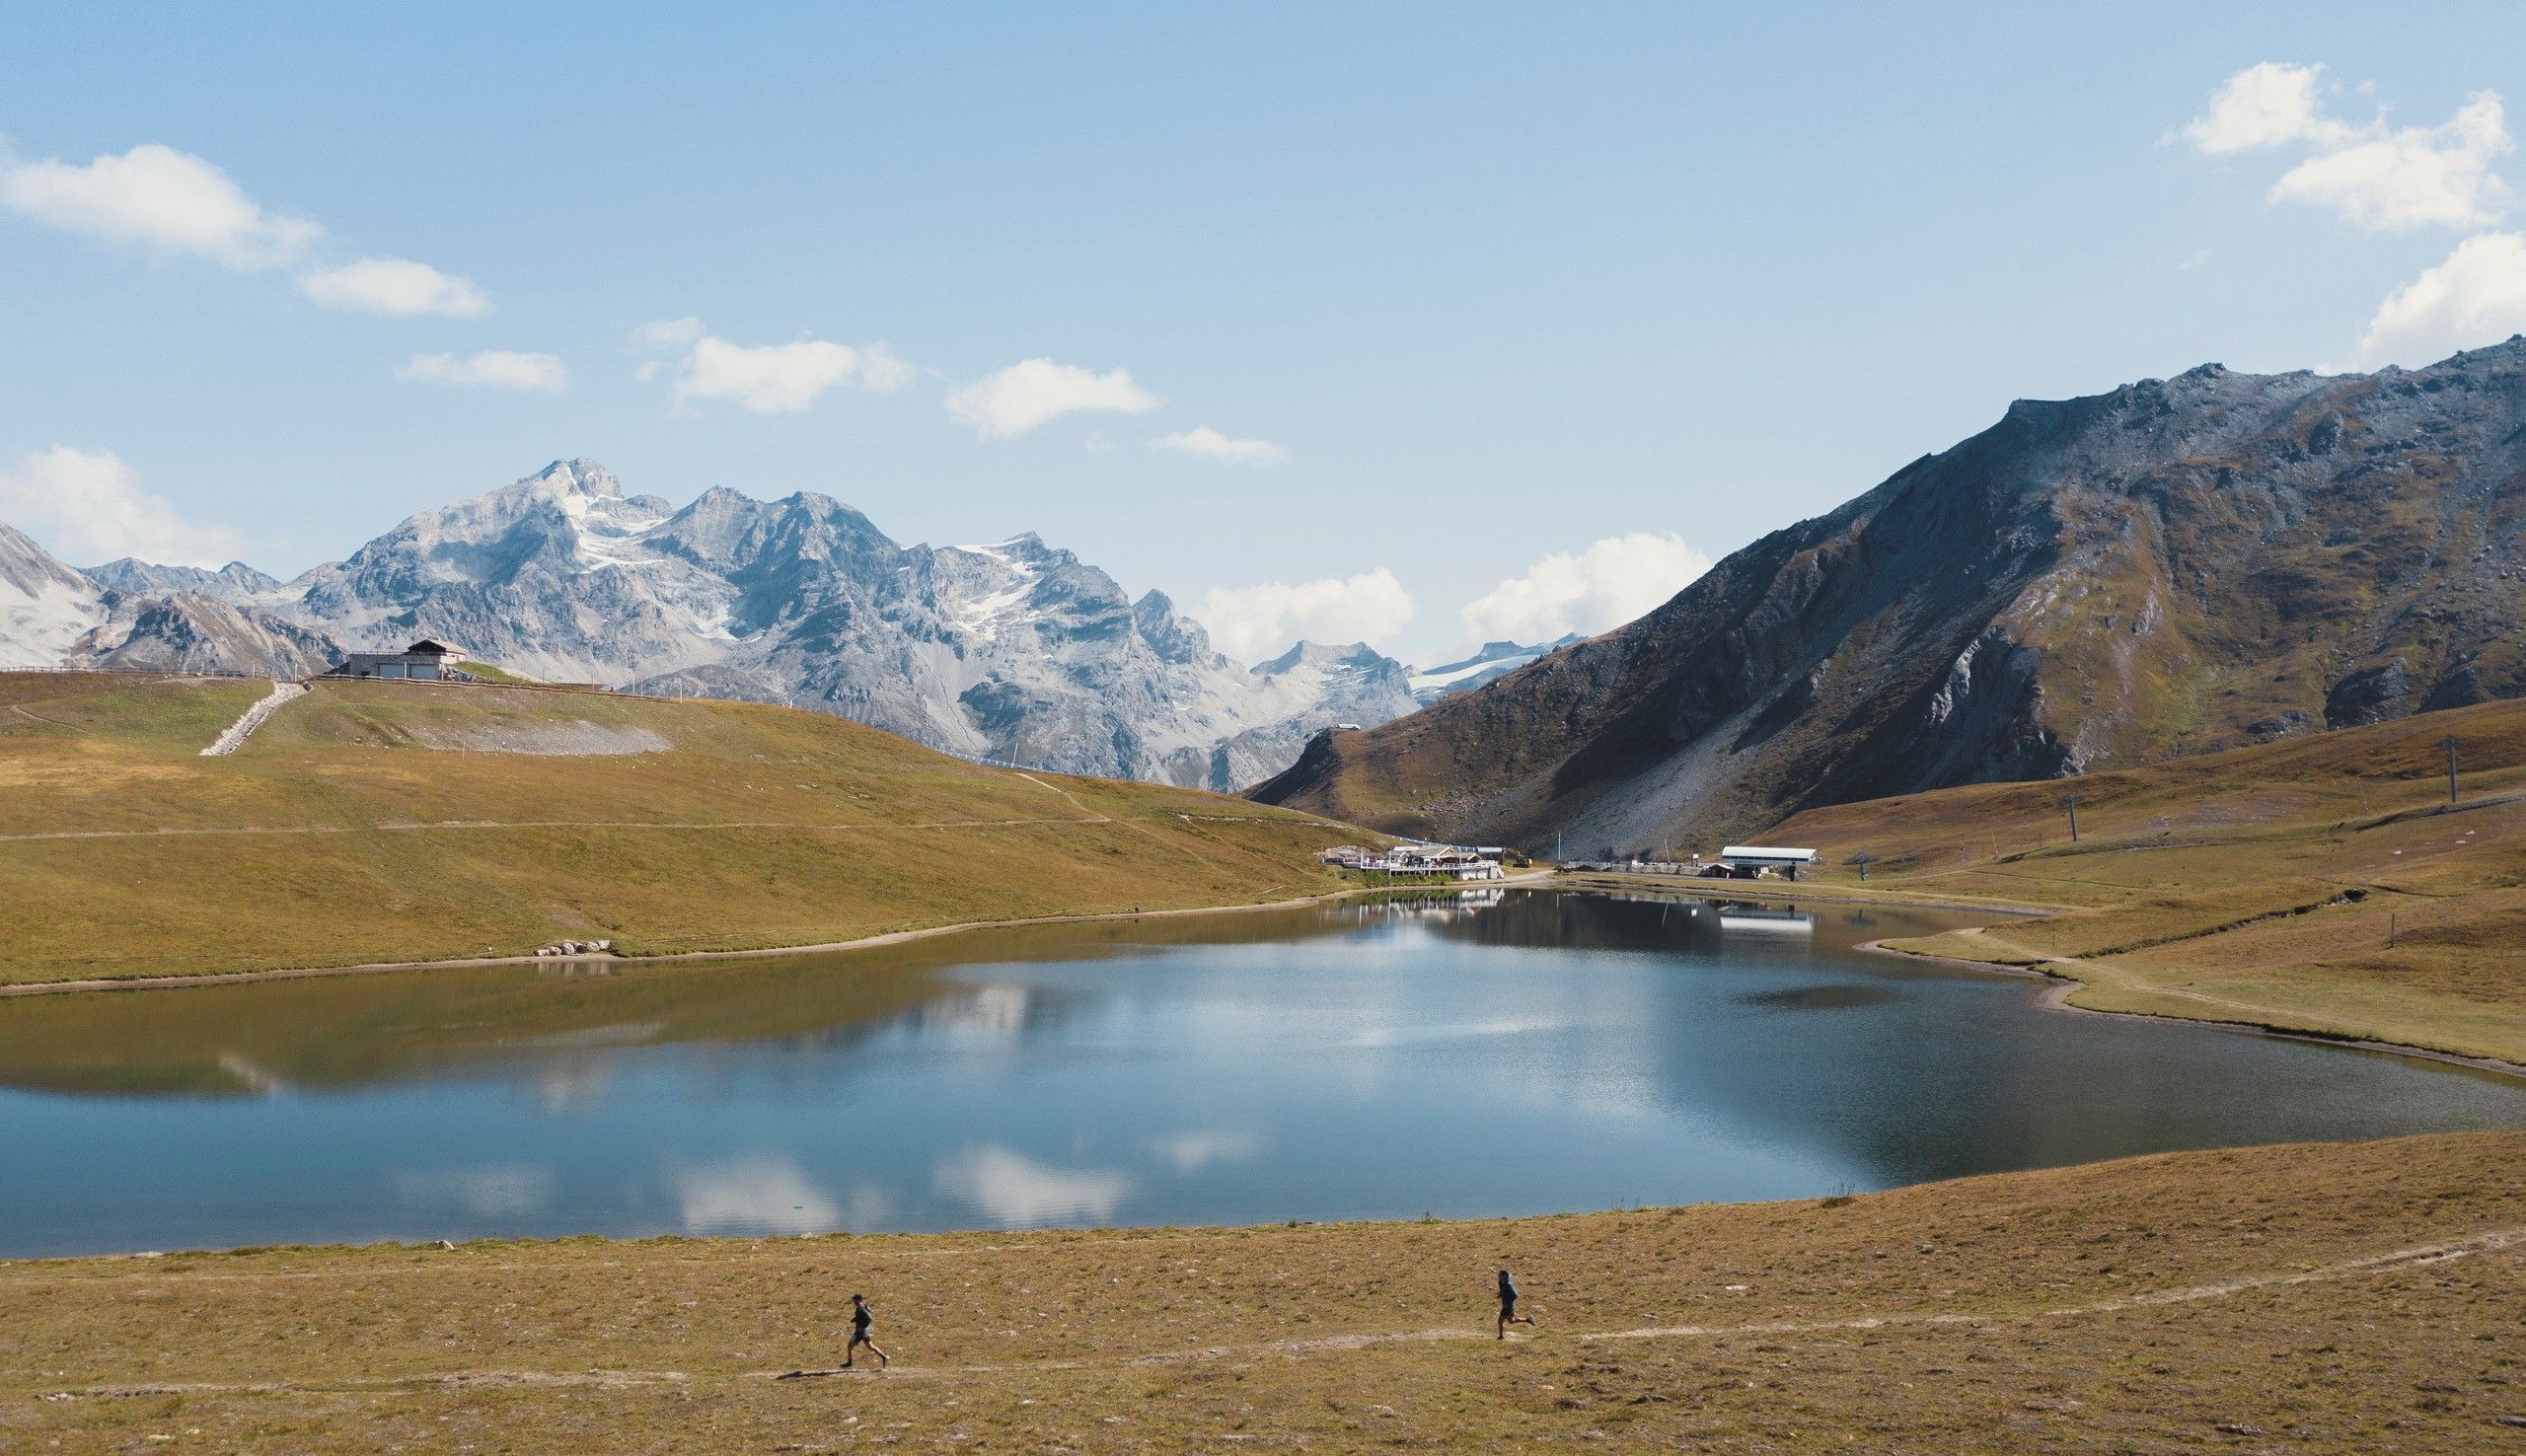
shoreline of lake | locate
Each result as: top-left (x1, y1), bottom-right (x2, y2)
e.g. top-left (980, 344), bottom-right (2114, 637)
top-left (0, 872), bottom-right (1554, 1000)
top-left (7, 871), bottom-right (2518, 1091)
top-left (1860, 936), bottom-right (2526, 1082)
top-left (7, 891), bottom-right (2522, 1260)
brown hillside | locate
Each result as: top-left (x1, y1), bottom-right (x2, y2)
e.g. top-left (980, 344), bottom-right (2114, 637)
top-left (8, 1132), bottom-right (2522, 1452)
top-left (1760, 695), bottom-right (2526, 1062)
top-left (0, 673), bottom-right (1351, 984)
top-left (1256, 342), bottom-right (2526, 853)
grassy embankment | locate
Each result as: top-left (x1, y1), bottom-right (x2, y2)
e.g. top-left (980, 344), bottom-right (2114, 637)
top-left (0, 673), bottom-right (1356, 985)
top-left (2, 1132), bottom-right (2520, 1451)
top-left (1718, 697), bottom-right (2526, 1064)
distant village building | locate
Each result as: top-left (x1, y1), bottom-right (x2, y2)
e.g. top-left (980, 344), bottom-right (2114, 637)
top-left (326, 639), bottom-right (470, 682)
top-left (1334, 842), bottom-right (1508, 881)
top-left (1712, 845), bottom-right (1819, 881)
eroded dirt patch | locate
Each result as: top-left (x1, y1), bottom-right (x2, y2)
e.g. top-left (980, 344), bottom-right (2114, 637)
top-left (404, 720), bottom-right (671, 756)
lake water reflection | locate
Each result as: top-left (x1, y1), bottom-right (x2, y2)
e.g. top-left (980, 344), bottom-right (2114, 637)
top-left (2, 889), bottom-right (2520, 1256)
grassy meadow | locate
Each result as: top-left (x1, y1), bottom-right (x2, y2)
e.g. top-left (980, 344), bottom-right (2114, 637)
top-left (0, 673), bottom-right (1356, 985)
top-left (1, 1132), bottom-right (2518, 1452)
top-left (1732, 697), bottom-right (2526, 1063)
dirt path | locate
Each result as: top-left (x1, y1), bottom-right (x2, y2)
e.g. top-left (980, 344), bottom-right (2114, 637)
top-left (1013, 771), bottom-right (1099, 816)
top-left (38, 1224), bottom-right (2520, 1401)
top-left (0, 881), bottom-right (1380, 999)
top-left (1870, 928), bottom-right (2526, 1080)
top-left (1952, 924), bottom-right (2314, 1021)
top-left (200, 680), bottom-right (307, 757)
top-left (8, 703), bottom-right (87, 732)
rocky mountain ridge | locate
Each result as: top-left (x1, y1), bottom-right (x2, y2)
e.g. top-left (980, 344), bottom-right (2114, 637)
top-left (1254, 341), bottom-right (2526, 850)
top-left (0, 462), bottom-right (1418, 788)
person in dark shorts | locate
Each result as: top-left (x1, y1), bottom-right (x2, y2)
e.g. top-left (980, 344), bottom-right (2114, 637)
top-left (843, 1292), bottom-right (890, 1369)
top-left (1496, 1267), bottom-right (1536, 1339)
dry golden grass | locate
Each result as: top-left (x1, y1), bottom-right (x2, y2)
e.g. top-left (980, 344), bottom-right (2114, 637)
top-left (1753, 698), bottom-right (2526, 1063)
top-left (0, 674), bottom-right (1355, 985)
top-left (1, 1133), bottom-right (2518, 1452)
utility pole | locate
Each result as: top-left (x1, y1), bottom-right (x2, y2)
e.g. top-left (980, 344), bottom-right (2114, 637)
top-left (2061, 794), bottom-right (2083, 843)
top-left (2443, 736), bottom-right (2460, 805)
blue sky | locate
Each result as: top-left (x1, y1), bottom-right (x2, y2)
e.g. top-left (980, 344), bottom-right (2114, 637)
top-left (6, 4), bottom-right (2525, 664)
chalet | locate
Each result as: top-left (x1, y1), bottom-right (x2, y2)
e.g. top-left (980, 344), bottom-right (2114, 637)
top-left (1711, 845), bottom-right (1819, 881)
top-left (327, 639), bottom-right (468, 682)
top-left (1382, 844), bottom-right (1507, 881)
top-left (1323, 842), bottom-right (1511, 880)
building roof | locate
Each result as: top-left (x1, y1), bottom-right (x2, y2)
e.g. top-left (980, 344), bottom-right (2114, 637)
top-left (1719, 845), bottom-right (1819, 861)
top-left (403, 639), bottom-right (458, 656)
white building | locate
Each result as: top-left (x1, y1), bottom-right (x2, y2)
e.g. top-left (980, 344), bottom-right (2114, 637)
top-left (1715, 845), bottom-right (1819, 880)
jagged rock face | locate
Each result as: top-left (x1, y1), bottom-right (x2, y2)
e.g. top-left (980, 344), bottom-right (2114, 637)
top-left (287, 460), bottom-right (729, 685)
top-left (82, 559), bottom-right (280, 601)
top-left (1254, 343), bottom-right (2526, 852)
top-left (0, 524), bottom-right (106, 669)
top-left (74, 592), bottom-right (342, 677)
top-left (618, 509), bottom-right (1416, 784)
top-left (1168, 642), bottom-right (1422, 792)
top-left (0, 459), bottom-right (1411, 785)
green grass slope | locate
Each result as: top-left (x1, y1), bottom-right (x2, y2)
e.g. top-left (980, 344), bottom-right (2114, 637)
top-left (0, 674), bottom-right (1355, 985)
top-left (1758, 697), bottom-right (2526, 1062)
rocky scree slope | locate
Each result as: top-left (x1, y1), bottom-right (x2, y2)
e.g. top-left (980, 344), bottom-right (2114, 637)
top-left (1253, 341), bottom-right (2526, 851)
top-left (0, 525), bottom-right (334, 677)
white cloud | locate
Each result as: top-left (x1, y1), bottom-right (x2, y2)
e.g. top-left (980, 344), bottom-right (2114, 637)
top-left (398, 349), bottom-right (568, 394)
top-left (1461, 532), bottom-right (1711, 646)
top-left (0, 142), bottom-right (492, 322)
top-left (2272, 93), bottom-right (2511, 233)
top-left (1148, 1130), bottom-right (1261, 1174)
top-left (948, 358), bottom-right (1158, 437)
top-left (632, 319), bottom-right (914, 413)
top-left (0, 141), bottom-right (319, 268)
top-left (1152, 426), bottom-right (1286, 465)
top-left (0, 445), bottom-right (245, 568)
top-left (2179, 62), bottom-right (2347, 155)
top-left (672, 1157), bottom-right (841, 1236)
top-left (931, 1146), bottom-right (1133, 1227)
top-left (2180, 65), bottom-right (2513, 233)
top-left (2352, 230), bottom-right (2526, 366)
top-left (631, 316), bottom-right (706, 352)
top-left (1195, 568), bottom-right (1415, 660)
top-left (392, 1164), bottom-right (557, 1218)
top-left (299, 256), bottom-right (490, 317)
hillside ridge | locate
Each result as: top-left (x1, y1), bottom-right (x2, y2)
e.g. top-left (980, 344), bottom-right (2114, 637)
top-left (0, 671), bottom-right (1354, 984)
top-left (1256, 341), bottom-right (2526, 850)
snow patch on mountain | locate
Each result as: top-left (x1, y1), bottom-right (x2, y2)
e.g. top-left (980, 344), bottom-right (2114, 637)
top-left (0, 460), bottom-right (1429, 786)
top-left (1, 525), bottom-right (112, 669)
top-left (1408, 635), bottom-right (1578, 703)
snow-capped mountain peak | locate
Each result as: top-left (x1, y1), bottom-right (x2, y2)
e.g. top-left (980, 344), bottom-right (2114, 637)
top-left (0, 524), bottom-right (107, 669)
top-left (82, 558), bottom-right (282, 601)
top-left (3, 460), bottom-right (1421, 786)
top-left (1407, 635), bottom-right (1578, 703)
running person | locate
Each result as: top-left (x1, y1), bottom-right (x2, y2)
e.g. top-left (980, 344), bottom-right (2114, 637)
top-left (1496, 1267), bottom-right (1536, 1339)
top-left (842, 1292), bottom-right (890, 1369)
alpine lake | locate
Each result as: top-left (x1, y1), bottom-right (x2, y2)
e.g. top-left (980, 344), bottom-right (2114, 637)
top-left (3, 888), bottom-right (2521, 1258)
